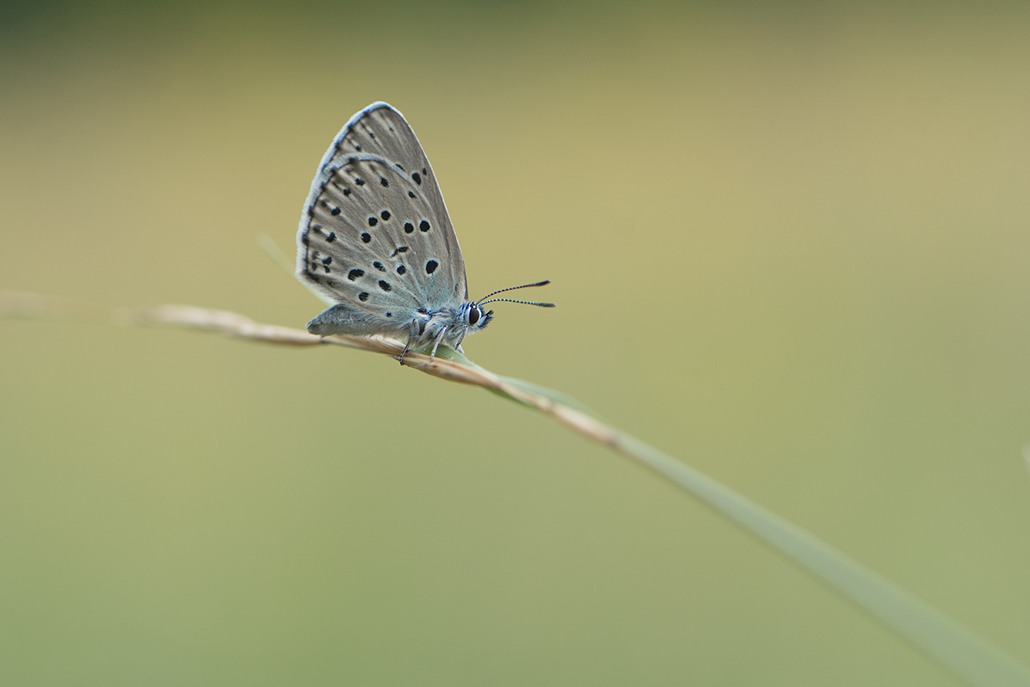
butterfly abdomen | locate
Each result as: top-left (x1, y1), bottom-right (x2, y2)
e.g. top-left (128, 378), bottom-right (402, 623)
top-left (306, 303), bottom-right (409, 337)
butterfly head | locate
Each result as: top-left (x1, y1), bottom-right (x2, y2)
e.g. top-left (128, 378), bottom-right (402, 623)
top-left (463, 302), bottom-right (494, 332)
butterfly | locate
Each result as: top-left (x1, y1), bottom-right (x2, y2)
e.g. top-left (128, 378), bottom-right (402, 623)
top-left (295, 102), bottom-right (553, 360)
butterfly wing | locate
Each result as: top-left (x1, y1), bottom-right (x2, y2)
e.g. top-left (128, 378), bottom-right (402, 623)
top-left (296, 103), bottom-right (467, 332)
top-left (298, 153), bottom-right (464, 336)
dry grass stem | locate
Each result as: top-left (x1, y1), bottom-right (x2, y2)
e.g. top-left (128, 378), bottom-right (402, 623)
top-left (0, 293), bottom-right (613, 433)
top-left (3, 291), bottom-right (1029, 687)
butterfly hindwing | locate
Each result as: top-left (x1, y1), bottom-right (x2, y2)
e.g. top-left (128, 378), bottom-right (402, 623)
top-left (300, 155), bottom-right (446, 306)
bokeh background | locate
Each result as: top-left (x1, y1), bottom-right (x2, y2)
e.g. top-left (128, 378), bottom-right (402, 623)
top-left (2, 1), bottom-right (1029, 685)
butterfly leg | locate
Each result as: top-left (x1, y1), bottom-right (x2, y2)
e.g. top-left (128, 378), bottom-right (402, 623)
top-left (428, 328), bottom-right (449, 361)
top-left (453, 329), bottom-right (468, 351)
top-left (397, 330), bottom-right (419, 365)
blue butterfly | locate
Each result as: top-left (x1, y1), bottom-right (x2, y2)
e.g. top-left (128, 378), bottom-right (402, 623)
top-left (296, 102), bottom-right (553, 359)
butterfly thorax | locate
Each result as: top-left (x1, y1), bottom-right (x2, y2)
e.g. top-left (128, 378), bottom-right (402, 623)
top-left (409, 301), bottom-right (493, 354)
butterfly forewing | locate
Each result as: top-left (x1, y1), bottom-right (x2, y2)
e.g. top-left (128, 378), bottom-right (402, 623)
top-left (296, 103), bottom-right (466, 304)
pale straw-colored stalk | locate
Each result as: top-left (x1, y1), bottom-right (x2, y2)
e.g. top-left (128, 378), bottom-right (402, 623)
top-left (2, 285), bottom-right (1028, 687)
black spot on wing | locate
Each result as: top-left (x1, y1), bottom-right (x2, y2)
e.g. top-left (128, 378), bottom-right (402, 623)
top-left (425, 260), bottom-right (438, 274)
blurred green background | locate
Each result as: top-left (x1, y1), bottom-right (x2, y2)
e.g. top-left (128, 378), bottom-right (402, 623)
top-left (2, 1), bottom-right (1029, 685)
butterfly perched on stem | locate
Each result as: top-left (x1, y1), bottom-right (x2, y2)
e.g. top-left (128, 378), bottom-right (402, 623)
top-left (296, 102), bottom-right (553, 361)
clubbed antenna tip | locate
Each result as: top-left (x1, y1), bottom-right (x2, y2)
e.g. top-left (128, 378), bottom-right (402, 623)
top-left (477, 280), bottom-right (555, 308)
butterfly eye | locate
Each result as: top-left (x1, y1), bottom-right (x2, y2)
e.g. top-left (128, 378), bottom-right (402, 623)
top-left (467, 305), bottom-right (480, 326)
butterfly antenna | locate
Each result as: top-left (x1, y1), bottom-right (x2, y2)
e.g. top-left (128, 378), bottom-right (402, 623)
top-left (477, 280), bottom-right (554, 308)
top-left (479, 297), bottom-right (556, 307)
